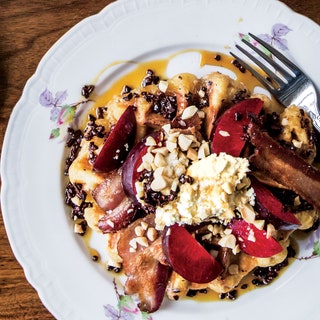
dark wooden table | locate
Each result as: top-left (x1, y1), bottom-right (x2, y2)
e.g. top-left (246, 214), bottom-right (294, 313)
top-left (0, 1), bottom-right (319, 319)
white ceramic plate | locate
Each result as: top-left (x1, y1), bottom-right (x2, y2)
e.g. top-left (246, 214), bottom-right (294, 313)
top-left (2, 0), bottom-right (320, 319)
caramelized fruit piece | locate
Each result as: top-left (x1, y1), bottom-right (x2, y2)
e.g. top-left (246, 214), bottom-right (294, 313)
top-left (97, 196), bottom-right (136, 233)
top-left (211, 98), bottom-right (263, 156)
top-left (251, 178), bottom-right (301, 230)
top-left (122, 138), bottom-right (149, 201)
top-left (93, 105), bottom-right (136, 172)
top-left (92, 169), bottom-right (125, 211)
top-left (162, 224), bottom-right (222, 283)
top-left (122, 132), bottom-right (162, 201)
top-left (129, 261), bottom-right (170, 313)
top-left (248, 122), bottom-right (320, 210)
top-left (229, 219), bottom-right (283, 258)
top-left (117, 215), bottom-right (170, 312)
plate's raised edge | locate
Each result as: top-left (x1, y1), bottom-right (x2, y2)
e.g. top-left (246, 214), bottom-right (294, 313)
top-left (0, 2), bottom-right (136, 319)
top-left (1, 0), bottom-right (320, 319)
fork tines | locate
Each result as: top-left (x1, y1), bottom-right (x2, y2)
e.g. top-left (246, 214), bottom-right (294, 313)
top-left (230, 33), bottom-right (301, 93)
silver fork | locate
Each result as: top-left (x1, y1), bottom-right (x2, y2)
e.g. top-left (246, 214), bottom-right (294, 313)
top-left (230, 33), bottom-right (320, 133)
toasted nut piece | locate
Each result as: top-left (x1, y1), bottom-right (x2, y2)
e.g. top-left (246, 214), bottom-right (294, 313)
top-left (129, 238), bottom-right (137, 249)
top-left (141, 152), bottom-right (154, 171)
top-left (159, 80), bottom-right (169, 93)
top-left (154, 153), bottom-right (167, 167)
top-left (266, 224), bottom-right (276, 239)
top-left (292, 139), bottom-right (302, 148)
top-left (239, 203), bottom-right (256, 223)
top-left (198, 89), bottom-right (206, 98)
top-left (219, 130), bottom-right (230, 137)
top-left (134, 225), bottom-right (145, 237)
top-left (145, 136), bottom-right (157, 146)
top-left (253, 219), bottom-right (265, 230)
top-left (178, 134), bottom-right (193, 151)
top-left (218, 234), bottom-right (237, 249)
top-left (181, 105), bottom-right (198, 120)
top-left (198, 141), bottom-right (210, 159)
top-left (152, 147), bottom-right (169, 156)
top-left (74, 223), bottom-right (85, 234)
top-left (187, 148), bottom-right (198, 161)
top-left (71, 196), bottom-right (82, 206)
top-left (151, 175), bottom-right (168, 191)
top-left (162, 123), bottom-right (171, 134)
top-left (146, 227), bottom-right (158, 242)
top-left (228, 264), bottom-right (239, 275)
top-left (135, 236), bottom-right (149, 247)
top-left (197, 110), bottom-right (206, 119)
top-left (171, 178), bottom-right (179, 192)
top-left (166, 140), bottom-right (177, 153)
top-left (294, 196), bottom-right (301, 206)
top-left (136, 162), bottom-right (145, 173)
top-left (247, 229), bottom-right (256, 242)
top-left (140, 221), bottom-right (149, 230)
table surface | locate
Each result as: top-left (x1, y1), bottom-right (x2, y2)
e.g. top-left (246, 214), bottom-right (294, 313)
top-left (0, 0), bottom-right (319, 319)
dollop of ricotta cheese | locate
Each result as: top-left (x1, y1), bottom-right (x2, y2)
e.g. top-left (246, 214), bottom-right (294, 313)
top-left (155, 153), bottom-right (255, 230)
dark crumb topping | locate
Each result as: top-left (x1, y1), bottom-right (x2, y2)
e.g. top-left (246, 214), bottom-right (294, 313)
top-left (231, 59), bottom-right (246, 73)
top-left (81, 84), bottom-right (95, 99)
top-left (65, 182), bottom-right (93, 219)
top-left (64, 128), bottom-right (83, 176)
top-left (141, 91), bottom-right (178, 120)
top-left (88, 141), bottom-right (98, 165)
top-left (141, 69), bottom-right (160, 87)
top-left (84, 114), bottom-right (106, 141)
top-left (270, 187), bottom-right (313, 212)
top-left (219, 290), bottom-right (237, 300)
top-left (187, 288), bottom-right (208, 298)
top-left (252, 245), bottom-right (295, 286)
top-left (152, 92), bottom-right (177, 120)
top-left (179, 174), bottom-right (194, 184)
top-left (74, 220), bottom-right (88, 236)
top-left (96, 106), bottom-right (108, 119)
top-left (232, 89), bottom-right (249, 104)
top-left (122, 85), bottom-right (132, 94)
top-left (107, 265), bottom-right (121, 273)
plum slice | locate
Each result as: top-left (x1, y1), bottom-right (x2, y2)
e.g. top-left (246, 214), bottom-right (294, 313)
top-left (251, 178), bottom-right (301, 230)
top-left (122, 132), bottom-right (162, 201)
top-left (211, 98), bottom-right (263, 156)
top-left (93, 105), bottom-right (136, 172)
top-left (162, 224), bottom-right (222, 283)
top-left (121, 139), bottom-right (147, 201)
top-left (229, 219), bottom-right (283, 258)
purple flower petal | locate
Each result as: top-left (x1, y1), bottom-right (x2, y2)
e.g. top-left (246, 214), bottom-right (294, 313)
top-left (50, 106), bottom-right (60, 122)
top-left (272, 23), bottom-right (292, 37)
top-left (39, 88), bottom-right (54, 107)
top-left (257, 33), bottom-right (273, 45)
top-left (274, 36), bottom-right (289, 50)
top-left (54, 90), bottom-right (68, 106)
top-left (103, 304), bottom-right (119, 319)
